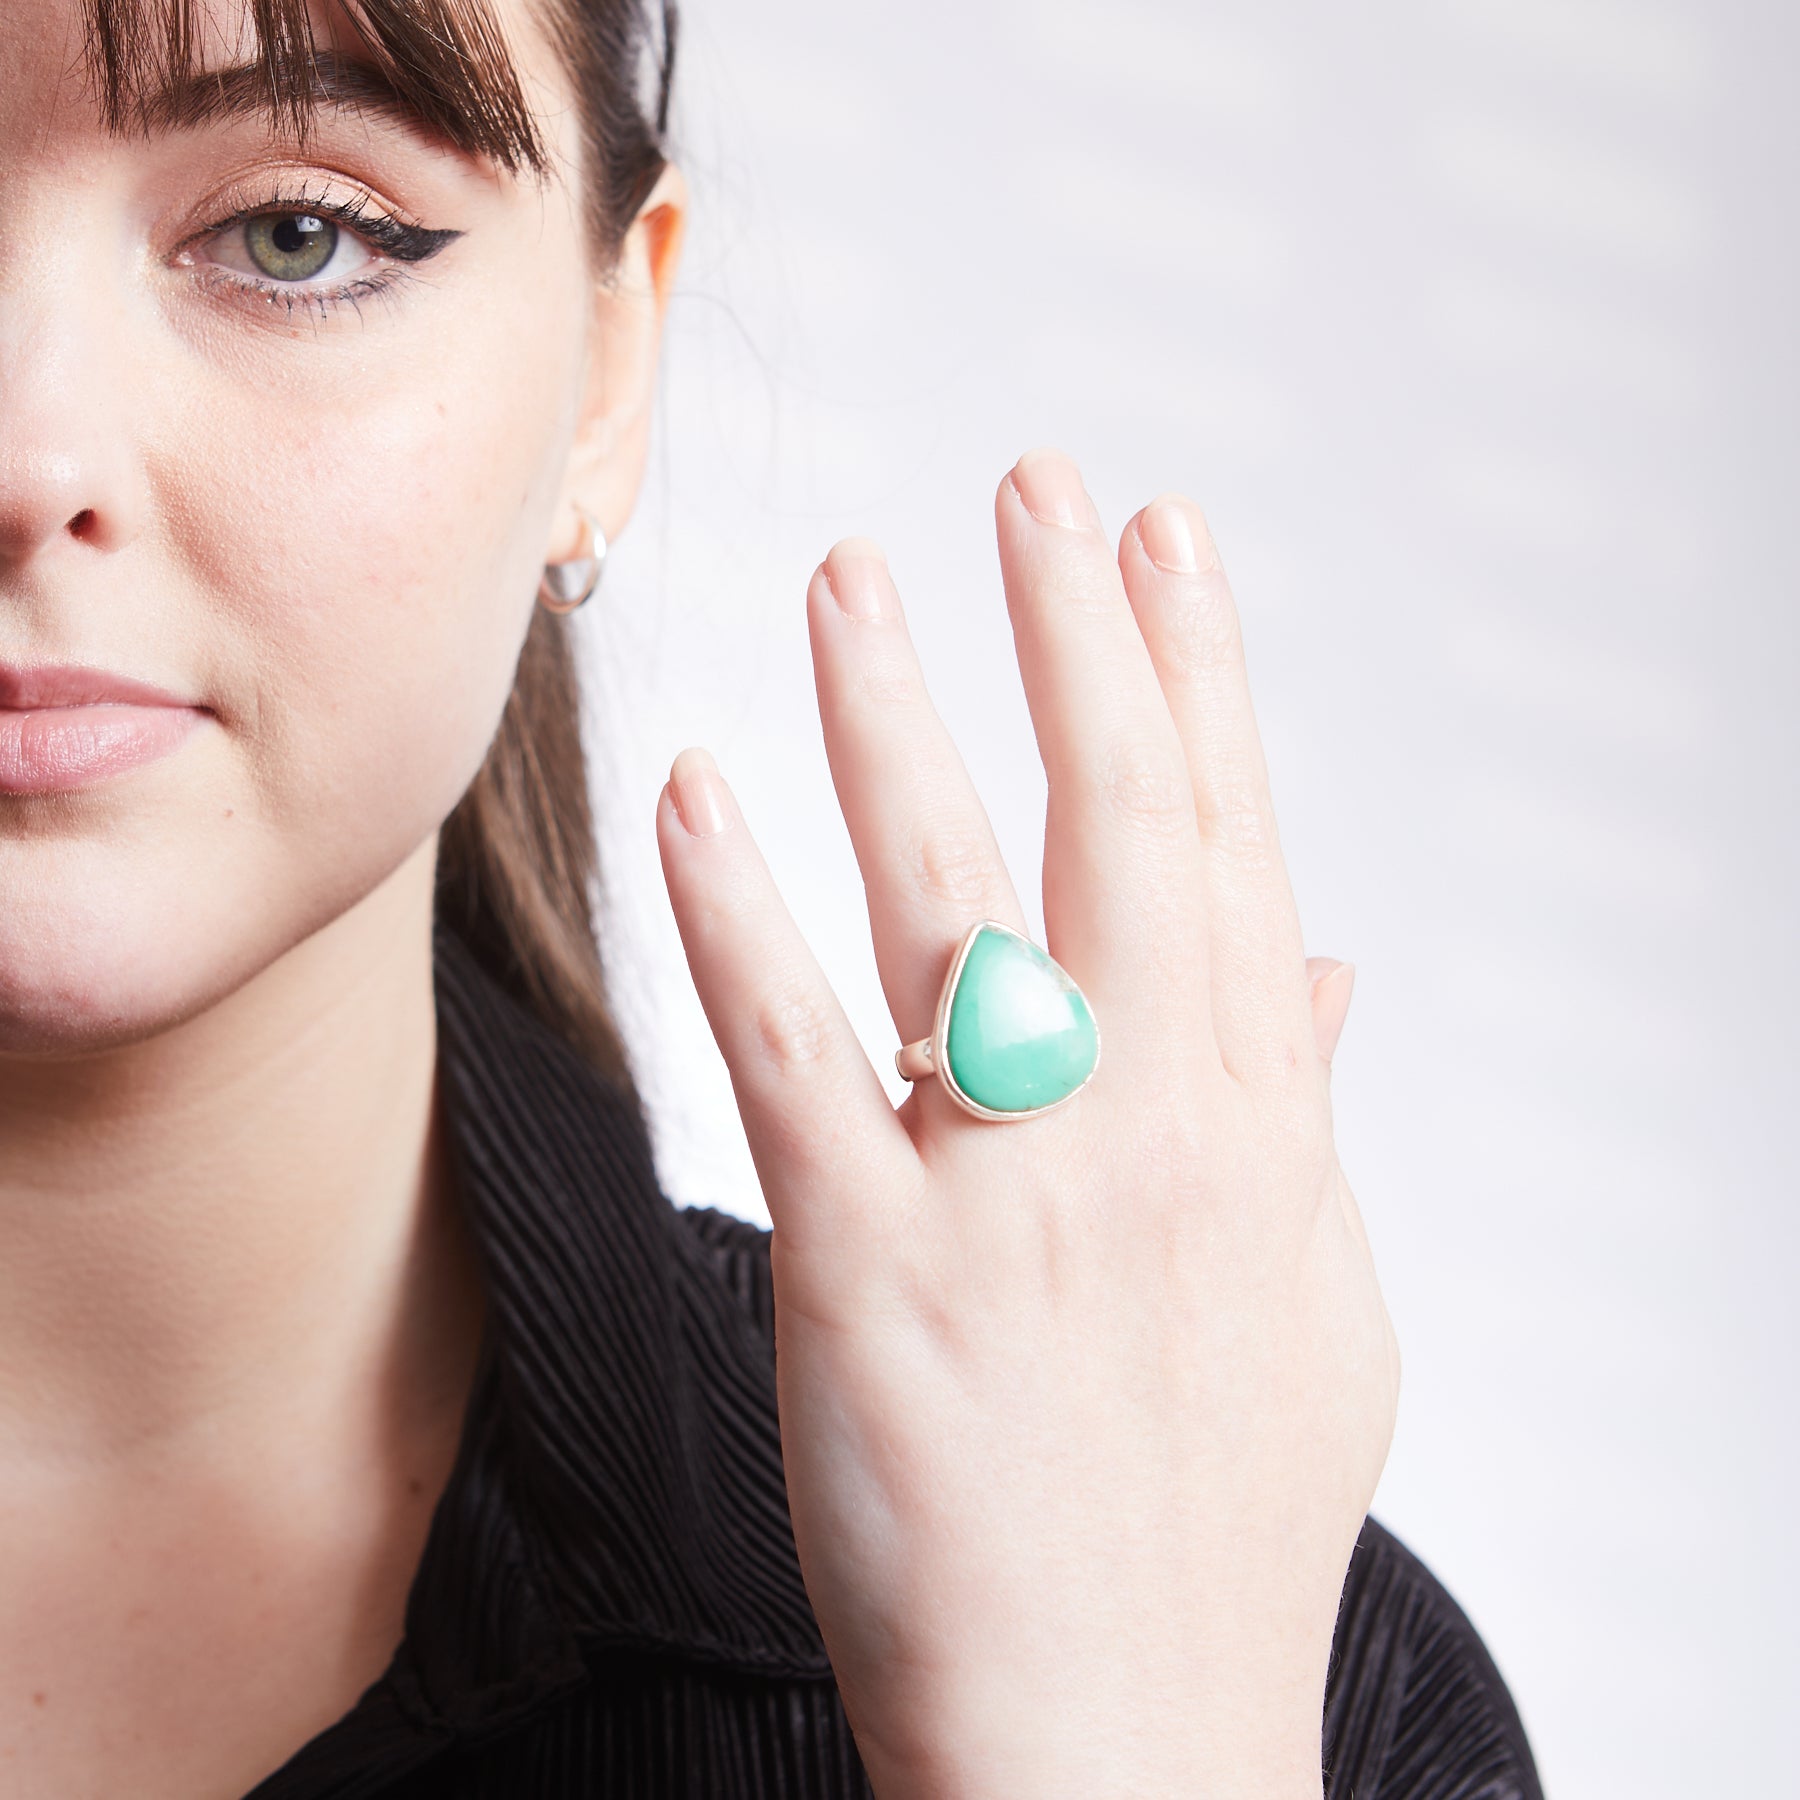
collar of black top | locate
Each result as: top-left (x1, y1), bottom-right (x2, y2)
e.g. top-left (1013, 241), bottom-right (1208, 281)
top-left (386, 923), bottom-right (833, 1736)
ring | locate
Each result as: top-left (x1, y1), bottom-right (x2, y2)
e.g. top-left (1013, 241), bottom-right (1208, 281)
top-left (895, 920), bottom-right (1100, 1121)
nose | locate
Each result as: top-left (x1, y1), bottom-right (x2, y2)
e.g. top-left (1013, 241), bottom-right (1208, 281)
top-left (0, 282), bottom-right (144, 575)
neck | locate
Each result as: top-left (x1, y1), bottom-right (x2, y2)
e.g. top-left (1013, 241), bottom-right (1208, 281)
top-left (0, 840), bottom-right (486, 1476)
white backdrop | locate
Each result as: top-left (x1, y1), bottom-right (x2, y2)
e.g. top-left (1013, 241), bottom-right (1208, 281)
top-left (571, 1), bottom-right (1799, 1793)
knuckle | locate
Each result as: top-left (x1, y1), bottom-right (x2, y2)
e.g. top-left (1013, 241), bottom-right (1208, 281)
top-left (1267, 1086), bottom-right (1337, 1176)
top-left (1093, 737), bottom-right (1192, 835)
top-left (1200, 774), bottom-right (1278, 870)
top-left (854, 644), bottom-right (920, 709)
top-left (1060, 571), bottom-right (1127, 620)
top-left (751, 980), bottom-right (835, 1075)
top-left (1166, 574), bottom-right (1245, 677)
top-left (911, 819), bottom-right (1001, 909)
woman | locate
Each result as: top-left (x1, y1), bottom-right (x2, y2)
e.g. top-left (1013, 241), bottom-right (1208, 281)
top-left (0, 0), bottom-right (1543, 1792)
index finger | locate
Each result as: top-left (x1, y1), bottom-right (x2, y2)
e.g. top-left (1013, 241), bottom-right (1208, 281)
top-left (656, 747), bottom-right (918, 1278)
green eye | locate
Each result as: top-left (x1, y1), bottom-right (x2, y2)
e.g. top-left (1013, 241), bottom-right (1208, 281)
top-left (244, 213), bottom-right (338, 282)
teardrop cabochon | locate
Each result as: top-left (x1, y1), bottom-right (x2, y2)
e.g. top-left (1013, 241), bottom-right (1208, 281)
top-left (929, 920), bottom-right (1102, 1121)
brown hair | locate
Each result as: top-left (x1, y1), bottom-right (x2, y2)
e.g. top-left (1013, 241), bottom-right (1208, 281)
top-left (82, 0), bottom-right (679, 1090)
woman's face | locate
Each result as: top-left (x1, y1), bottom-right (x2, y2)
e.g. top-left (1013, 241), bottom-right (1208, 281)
top-left (0, 0), bottom-right (670, 1054)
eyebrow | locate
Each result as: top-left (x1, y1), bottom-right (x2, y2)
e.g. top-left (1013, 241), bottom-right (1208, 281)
top-left (130, 50), bottom-right (446, 146)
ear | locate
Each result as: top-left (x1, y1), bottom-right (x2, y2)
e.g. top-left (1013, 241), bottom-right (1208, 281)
top-left (549, 161), bottom-right (688, 561)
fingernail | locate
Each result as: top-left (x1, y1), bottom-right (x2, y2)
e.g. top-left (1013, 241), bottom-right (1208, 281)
top-left (824, 537), bottom-right (888, 620)
top-left (670, 746), bottom-right (732, 837)
top-left (1011, 448), bottom-right (1104, 532)
top-left (1139, 497), bottom-right (1202, 574)
top-left (1313, 961), bottom-right (1356, 1064)
top-left (1311, 959), bottom-right (1356, 1001)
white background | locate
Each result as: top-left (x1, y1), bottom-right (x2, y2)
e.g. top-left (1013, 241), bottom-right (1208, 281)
top-left (572, 1), bottom-right (1799, 1792)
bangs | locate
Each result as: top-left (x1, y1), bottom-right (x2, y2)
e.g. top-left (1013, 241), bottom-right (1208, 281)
top-left (82, 0), bottom-right (550, 173)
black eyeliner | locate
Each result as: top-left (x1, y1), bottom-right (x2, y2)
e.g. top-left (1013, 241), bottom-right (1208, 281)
top-left (309, 193), bottom-right (463, 263)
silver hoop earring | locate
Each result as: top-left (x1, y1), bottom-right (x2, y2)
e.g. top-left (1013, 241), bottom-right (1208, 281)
top-left (537, 508), bottom-right (608, 614)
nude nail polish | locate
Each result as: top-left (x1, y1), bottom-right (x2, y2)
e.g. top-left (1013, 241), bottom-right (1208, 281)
top-left (671, 747), bottom-right (731, 837)
top-left (1011, 448), bottom-right (1104, 532)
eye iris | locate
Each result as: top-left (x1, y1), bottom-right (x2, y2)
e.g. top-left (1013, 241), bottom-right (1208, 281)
top-left (246, 213), bottom-right (337, 281)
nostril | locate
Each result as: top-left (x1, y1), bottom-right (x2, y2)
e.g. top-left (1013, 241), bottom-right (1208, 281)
top-left (67, 508), bottom-right (98, 542)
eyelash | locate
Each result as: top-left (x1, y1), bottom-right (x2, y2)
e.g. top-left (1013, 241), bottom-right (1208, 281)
top-left (185, 183), bottom-right (461, 323)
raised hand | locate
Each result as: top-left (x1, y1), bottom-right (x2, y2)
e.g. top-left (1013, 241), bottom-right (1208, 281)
top-left (656, 448), bottom-right (1399, 1800)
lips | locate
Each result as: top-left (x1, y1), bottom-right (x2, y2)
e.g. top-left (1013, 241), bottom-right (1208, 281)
top-left (0, 662), bottom-right (209, 795)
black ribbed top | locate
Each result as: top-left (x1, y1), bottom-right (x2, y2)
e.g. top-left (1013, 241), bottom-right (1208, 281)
top-left (240, 924), bottom-right (1545, 1799)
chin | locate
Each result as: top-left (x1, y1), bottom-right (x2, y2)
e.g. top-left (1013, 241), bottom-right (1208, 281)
top-left (0, 833), bottom-right (308, 1058)
top-left (0, 889), bottom-right (231, 1058)
top-left (0, 813), bottom-right (443, 1059)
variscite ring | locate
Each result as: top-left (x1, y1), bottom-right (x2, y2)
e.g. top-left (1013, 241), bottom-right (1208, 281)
top-left (894, 920), bottom-right (1100, 1121)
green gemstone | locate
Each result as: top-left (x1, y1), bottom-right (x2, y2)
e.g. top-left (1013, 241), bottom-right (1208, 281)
top-left (942, 924), bottom-right (1099, 1114)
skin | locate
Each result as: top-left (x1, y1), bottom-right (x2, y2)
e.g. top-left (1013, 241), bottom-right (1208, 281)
top-left (0, 0), bottom-right (1389, 1793)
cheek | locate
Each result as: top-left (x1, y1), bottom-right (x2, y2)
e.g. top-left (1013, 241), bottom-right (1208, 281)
top-left (167, 286), bottom-right (586, 844)
top-left (0, 268), bottom-right (589, 1049)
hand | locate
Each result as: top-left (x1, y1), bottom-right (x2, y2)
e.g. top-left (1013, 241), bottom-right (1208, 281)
top-left (656, 449), bottom-right (1399, 1799)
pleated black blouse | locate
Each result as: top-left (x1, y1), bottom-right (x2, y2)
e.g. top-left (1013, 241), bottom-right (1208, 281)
top-left (244, 924), bottom-right (1545, 1799)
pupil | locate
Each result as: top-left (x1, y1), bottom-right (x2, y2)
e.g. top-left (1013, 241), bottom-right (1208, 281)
top-left (272, 215), bottom-right (325, 254)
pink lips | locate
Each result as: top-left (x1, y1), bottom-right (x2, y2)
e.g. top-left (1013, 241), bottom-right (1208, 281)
top-left (0, 663), bottom-right (208, 795)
